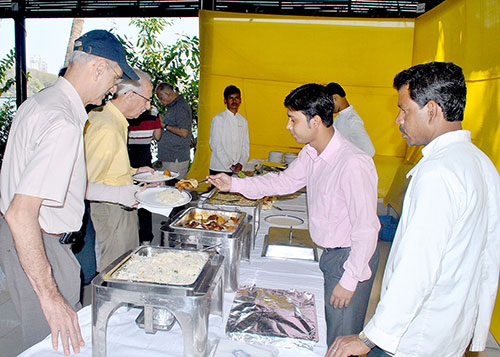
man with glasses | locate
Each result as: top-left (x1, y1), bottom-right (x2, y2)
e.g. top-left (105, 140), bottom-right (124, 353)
top-left (84, 68), bottom-right (154, 272)
top-left (0, 30), bottom-right (138, 354)
top-left (155, 83), bottom-right (192, 180)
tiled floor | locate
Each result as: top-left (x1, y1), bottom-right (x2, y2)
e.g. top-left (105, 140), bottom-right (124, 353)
top-left (1, 214), bottom-right (500, 356)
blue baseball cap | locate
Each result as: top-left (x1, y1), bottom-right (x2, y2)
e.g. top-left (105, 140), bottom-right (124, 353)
top-left (73, 30), bottom-right (139, 80)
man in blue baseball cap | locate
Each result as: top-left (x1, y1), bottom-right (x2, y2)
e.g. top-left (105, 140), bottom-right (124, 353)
top-left (73, 29), bottom-right (139, 81)
top-left (0, 29), bottom-right (137, 355)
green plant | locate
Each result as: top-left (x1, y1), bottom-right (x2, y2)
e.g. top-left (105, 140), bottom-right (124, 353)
top-left (0, 48), bottom-right (16, 162)
top-left (0, 49), bottom-right (15, 96)
top-left (114, 19), bottom-right (200, 128)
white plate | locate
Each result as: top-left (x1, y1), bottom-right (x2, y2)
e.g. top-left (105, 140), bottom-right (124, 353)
top-left (264, 214), bottom-right (304, 227)
top-left (135, 187), bottom-right (191, 208)
top-left (132, 170), bottom-right (179, 183)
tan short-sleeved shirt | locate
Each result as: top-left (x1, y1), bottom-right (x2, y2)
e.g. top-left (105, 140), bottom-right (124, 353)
top-left (0, 77), bottom-right (88, 233)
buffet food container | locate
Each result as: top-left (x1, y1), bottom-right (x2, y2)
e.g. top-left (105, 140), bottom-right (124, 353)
top-left (164, 207), bottom-right (251, 292)
top-left (92, 246), bottom-right (224, 357)
top-left (201, 189), bottom-right (261, 250)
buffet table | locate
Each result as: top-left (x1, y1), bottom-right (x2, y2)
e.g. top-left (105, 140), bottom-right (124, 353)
top-left (20, 193), bottom-right (328, 356)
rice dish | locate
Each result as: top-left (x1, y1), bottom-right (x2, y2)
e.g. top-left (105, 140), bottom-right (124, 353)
top-left (111, 250), bottom-right (209, 285)
top-left (156, 188), bottom-right (186, 204)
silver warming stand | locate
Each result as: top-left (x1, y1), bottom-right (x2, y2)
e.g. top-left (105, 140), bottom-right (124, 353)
top-left (201, 189), bottom-right (261, 250)
top-left (163, 207), bottom-right (251, 292)
top-left (92, 246), bottom-right (224, 357)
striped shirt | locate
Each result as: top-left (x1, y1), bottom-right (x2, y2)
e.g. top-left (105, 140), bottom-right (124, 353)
top-left (128, 114), bottom-right (161, 145)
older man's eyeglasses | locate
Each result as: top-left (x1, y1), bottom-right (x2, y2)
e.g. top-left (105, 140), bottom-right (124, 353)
top-left (133, 91), bottom-right (152, 103)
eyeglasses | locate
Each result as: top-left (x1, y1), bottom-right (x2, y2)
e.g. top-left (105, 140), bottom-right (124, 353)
top-left (107, 63), bottom-right (122, 84)
top-left (133, 91), bottom-right (152, 103)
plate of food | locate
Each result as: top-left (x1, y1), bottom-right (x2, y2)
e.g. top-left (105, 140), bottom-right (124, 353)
top-left (135, 187), bottom-right (191, 208)
top-left (132, 170), bottom-right (179, 183)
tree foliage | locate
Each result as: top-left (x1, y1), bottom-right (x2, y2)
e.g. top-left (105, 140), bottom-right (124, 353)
top-left (0, 49), bottom-right (16, 162)
top-left (114, 18), bottom-right (200, 127)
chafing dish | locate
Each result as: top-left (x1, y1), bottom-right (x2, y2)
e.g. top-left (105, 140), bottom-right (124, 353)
top-left (163, 207), bottom-right (251, 292)
top-left (92, 246), bottom-right (224, 357)
top-left (201, 189), bottom-right (261, 250)
top-left (262, 227), bottom-right (318, 261)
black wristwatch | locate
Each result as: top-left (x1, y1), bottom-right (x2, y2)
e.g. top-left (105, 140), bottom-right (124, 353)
top-left (359, 331), bottom-right (376, 349)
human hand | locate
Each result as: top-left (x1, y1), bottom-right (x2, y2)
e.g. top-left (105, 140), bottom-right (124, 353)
top-left (118, 184), bottom-right (140, 207)
top-left (40, 294), bottom-right (84, 356)
top-left (329, 283), bottom-right (354, 309)
top-left (207, 173), bottom-right (232, 192)
top-left (137, 166), bottom-right (155, 174)
top-left (230, 163), bottom-right (243, 173)
top-left (325, 335), bottom-right (370, 357)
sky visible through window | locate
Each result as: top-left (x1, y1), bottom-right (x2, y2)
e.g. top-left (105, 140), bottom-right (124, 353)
top-left (0, 17), bottom-right (199, 75)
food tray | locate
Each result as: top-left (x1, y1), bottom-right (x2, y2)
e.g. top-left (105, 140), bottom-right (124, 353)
top-left (169, 207), bottom-right (246, 234)
top-left (102, 246), bottom-right (213, 290)
top-left (205, 190), bottom-right (259, 207)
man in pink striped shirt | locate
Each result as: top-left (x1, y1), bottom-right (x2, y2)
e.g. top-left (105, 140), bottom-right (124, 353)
top-left (208, 83), bottom-right (380, 347)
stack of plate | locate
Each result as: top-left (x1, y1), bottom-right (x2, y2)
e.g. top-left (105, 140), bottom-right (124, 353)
top-left (268, 151), bottom-right (284, 163)
top-left (284, 153), bottom-right (298, 164)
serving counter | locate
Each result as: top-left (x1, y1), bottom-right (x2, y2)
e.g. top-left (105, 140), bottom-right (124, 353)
top-left (20, 193), bottom-right (329, 357)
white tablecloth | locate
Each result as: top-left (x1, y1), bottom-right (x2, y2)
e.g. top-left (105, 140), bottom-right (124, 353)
top-left (20, 193), bottom-right (328, 356)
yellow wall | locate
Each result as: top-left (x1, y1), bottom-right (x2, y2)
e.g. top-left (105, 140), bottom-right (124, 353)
top-left (189, 11), bottom-right (414, 179)
top-left (413, 0), bottom-right (500, 341)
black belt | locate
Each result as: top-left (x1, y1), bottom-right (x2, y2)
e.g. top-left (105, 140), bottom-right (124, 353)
top-left (323, 247), bottom-right (348, 252)
top-left (42, 230), bottom-right (82, 244)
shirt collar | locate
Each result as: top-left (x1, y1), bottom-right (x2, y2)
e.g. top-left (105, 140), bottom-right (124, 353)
top-left (105, 101), bottom-right (129, 128)
top-left (337, 104), bottom-right (353, 118)
top-left (303, 130), bottom-right (342, 166)
top-left (167, 94), bottom-right (182, 108)
top-left (55, 77), bottom-right (87, 126)
top-left (225, 108), bottom-right (239, 117)
top-left (407, 130), bottom-right (471, 178)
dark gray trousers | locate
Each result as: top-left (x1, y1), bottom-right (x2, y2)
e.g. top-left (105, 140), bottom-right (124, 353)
top-left (319, 245), bottom-right (379, 346)
top-left (0, 216), bottom-right (81, 350)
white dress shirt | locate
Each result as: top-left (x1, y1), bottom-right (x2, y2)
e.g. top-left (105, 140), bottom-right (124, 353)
top-left (0, 77), bottom-right (88, 233)
top-left (209, 109), bottom-right (249, 172)
top-left (364, 130), bottom-right (500, 356)
top-left (334, 105), bottom-right (375, 157)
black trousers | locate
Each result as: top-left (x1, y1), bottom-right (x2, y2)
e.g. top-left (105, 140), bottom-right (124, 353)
top-left (128, 144), bottom-right (154, 243)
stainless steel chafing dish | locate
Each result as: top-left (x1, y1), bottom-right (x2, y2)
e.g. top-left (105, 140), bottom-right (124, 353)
top-left (163, 207), bottom-right (251, 292)
top-left (92, 246), bottom-right (224, 357)
top-left (201, 189), bottom-right (261, 251)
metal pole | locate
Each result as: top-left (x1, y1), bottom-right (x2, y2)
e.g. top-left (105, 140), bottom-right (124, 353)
top-left (13, 7), bottom-right (27, 107)
top-left (200, 0), bottom-right (215, 11)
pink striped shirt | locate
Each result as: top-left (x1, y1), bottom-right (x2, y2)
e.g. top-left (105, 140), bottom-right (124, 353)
top-left (231, 131), bottom-right (380, 290)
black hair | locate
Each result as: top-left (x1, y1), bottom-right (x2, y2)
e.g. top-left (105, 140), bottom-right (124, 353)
top-left (223, 85), bottom-right (241, 99)
top-left (393, 62), bottom-right (466, 122)
top-left (325, 82), bottom-right (346, 97)
top-left (284, 83), bottom-right (334, 127)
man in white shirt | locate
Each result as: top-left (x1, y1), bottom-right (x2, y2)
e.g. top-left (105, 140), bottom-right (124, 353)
top-left (326, 82), bottom-right (375, 157)
top-left (0, 30), bottom-right (138, 355)
top-left (328, 62), bottom-right (500, 357)
top-left (209, 85), bottom-right (250, 175)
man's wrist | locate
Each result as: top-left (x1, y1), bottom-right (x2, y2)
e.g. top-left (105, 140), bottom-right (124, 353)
top-left (359, 330), bottom-right (376, 349)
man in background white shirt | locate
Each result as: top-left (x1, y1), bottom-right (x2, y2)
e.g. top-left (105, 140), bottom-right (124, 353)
top-left (326, 82), bottom-right (375, 157)
top-left (328, 62), bottom-right (500, 357)
top-left (209, 85), bottom-right (250, 175)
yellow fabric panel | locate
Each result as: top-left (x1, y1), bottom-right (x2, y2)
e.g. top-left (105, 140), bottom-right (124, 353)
top-left (188, 11), bottom-right (414, 181)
